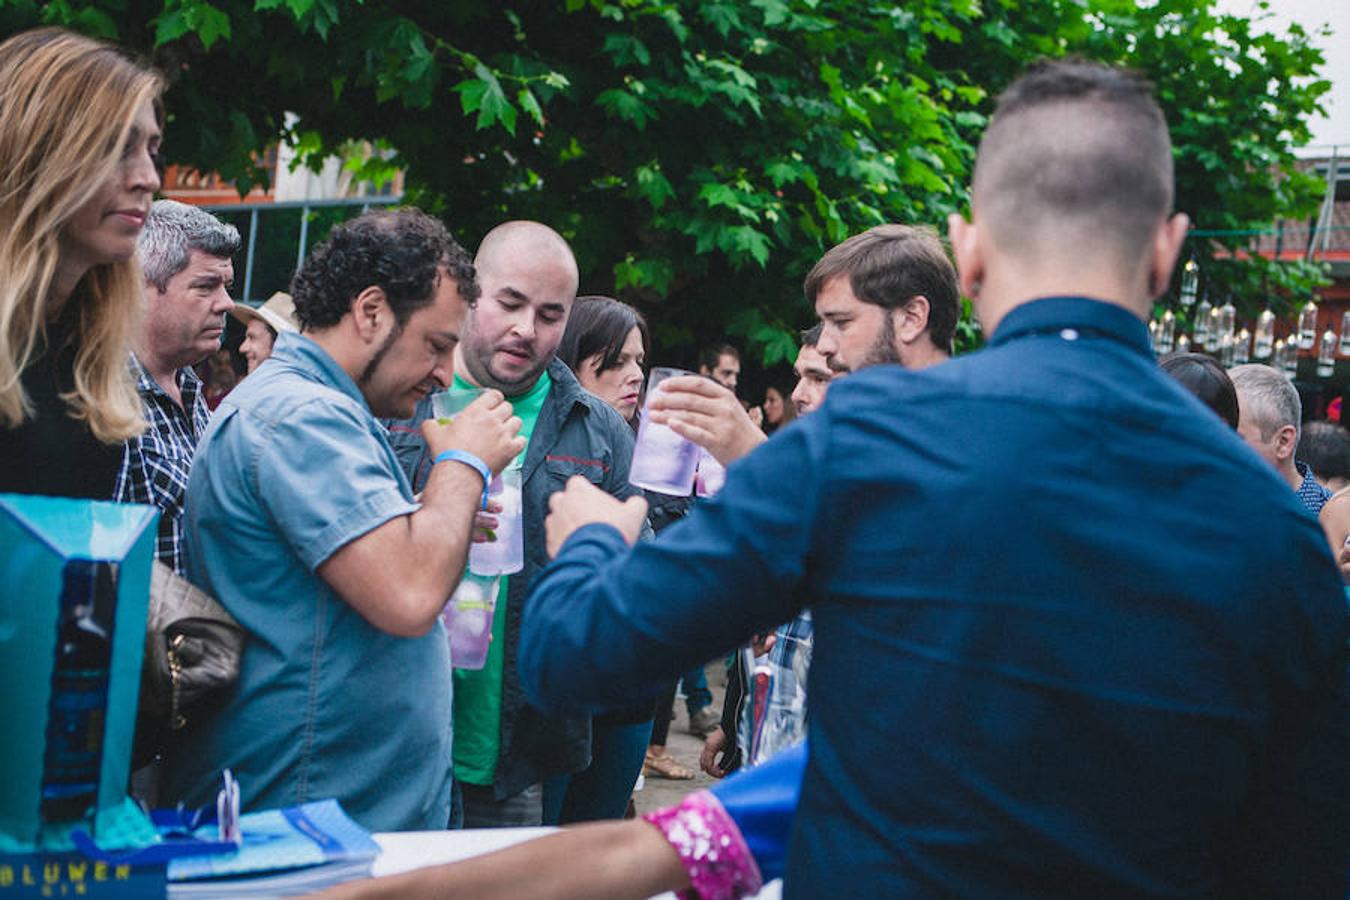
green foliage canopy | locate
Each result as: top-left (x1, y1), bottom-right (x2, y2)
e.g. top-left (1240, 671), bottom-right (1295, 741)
top-left (0, 0), bottom-right (1331, 363)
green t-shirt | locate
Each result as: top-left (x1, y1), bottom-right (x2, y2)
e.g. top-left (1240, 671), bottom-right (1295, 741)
top-left (452, 369), bottom-right (551, 785)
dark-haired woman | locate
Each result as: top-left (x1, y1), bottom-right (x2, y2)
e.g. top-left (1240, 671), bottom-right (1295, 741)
top-left (761, 382), bottom-right (796, 435)
top-left (1159, 351), bottom-right (1239, 429)
top-left (547, 295), bottom-right (661, 822)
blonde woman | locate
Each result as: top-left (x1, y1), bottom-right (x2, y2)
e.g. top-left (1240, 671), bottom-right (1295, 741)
top-left (0, 28), bottom-right (163, 498)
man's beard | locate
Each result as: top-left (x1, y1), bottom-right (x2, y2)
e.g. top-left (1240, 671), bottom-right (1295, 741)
top-left (463, 335), bottom-right (550, 396)
top-left (359, 324), bottom-right (401, 388)
top-left (859, 310), bottom-right (903, 369)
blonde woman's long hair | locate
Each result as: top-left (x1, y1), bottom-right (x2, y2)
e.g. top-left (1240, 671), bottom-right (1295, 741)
top-left (0, 28), bottom-right (164, 442)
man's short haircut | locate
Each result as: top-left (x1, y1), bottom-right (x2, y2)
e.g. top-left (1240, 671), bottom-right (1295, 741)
top-left (1230, 364), bottom-right (1302, 442)
top-left (1297, 421), bottom-right (1350, 483)
top-left (802, 224), bottom-right (960, 354)
top-left (800, 323), bottom-right (823, 348)
top-left (1159, 352), bottom-right (1238, 429)
top-left (699, 343), bottom-right (739, 371)
top-left (972, 58), bottom-right (1173, 275)
top-left (290, 208), bottom-right (478, 332)
top-left (139, 199), bottom-right (241, 291)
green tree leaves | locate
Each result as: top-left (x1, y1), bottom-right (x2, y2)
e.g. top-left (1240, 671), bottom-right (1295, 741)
top-left (7, 0), bottom-right (1330, 363)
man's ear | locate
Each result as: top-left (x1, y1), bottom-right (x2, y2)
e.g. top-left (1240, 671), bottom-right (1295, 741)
top-left (1147, 212), bottom-right (1190, 299)
top-left (948, 212), bottom-right (983, 299)
top-left (352, 286), bottom-right (390, 343)
top-left (1275, 424), bottom-right (1299, 463)
top-left (895, 295), bottom-right (931, 345)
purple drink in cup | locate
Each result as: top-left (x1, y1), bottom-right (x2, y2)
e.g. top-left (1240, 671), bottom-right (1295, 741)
top-left (695, 446), bottom-right (726, 497)
top-left (629, 367), bottom-right (701, 495)
top-left (442, 572), bottom-right (499, 670)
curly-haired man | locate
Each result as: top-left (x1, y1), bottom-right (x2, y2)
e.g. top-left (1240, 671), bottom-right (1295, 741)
top-left (161, 209), bottom-right (525, 831)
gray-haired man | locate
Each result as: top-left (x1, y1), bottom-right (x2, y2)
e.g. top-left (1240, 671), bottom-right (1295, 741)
top-left (1230, 363), bottom-right (1332, 516)
top-left (114, 199), bottom-right (240, 574)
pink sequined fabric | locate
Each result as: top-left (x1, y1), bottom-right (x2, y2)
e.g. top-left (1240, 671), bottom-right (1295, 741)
top-left (643, 789), bottom-right (764, 900)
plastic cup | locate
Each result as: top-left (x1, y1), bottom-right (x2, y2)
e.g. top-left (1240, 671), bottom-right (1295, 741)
top-left (629, 367), bottom-right (701, 496)
top-left (469, 463), bottom-right (524, 576)
top-left (695, 446), bottom-right (726, 497)
top-left (442, 572), bottom-right (500, 670)
top-left (431, 385), bottom-right (484, 423)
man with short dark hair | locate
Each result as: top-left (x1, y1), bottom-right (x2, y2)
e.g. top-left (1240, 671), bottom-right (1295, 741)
top-left (698, 343), bottom-right (741, 391)
top-left (520, 59), bottom-right (1349, 894)
top-left (790, 324), bottom-right (840, 417)
top-left (1231, 363), bottom-right (1332, 515)
top-left (115, 200), bottom-right (239, 575)
top-left (161, 209), bottom-right (524, 831)
top-left (806, 223), bottom-right (959, 373)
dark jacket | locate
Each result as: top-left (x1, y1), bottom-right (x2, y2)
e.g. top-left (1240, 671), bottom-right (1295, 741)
top-left (387, 358), bottom-right (651, 799)
top-left (517, 299), bottom-right (1350, 897)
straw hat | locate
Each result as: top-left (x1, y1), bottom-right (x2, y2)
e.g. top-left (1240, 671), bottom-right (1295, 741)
top-left (230, 292), bottom-right (298, 336)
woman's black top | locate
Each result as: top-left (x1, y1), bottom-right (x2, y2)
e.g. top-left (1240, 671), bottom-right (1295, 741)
top-left (0, 321), bottom-right (123, 499)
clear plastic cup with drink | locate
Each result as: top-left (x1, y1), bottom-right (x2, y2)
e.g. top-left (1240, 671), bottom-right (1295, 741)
top-left (629, 367), bottom-right (702, 495)
top-left (469, 463), bottom-right (524, 576)
top-left (695, 446), bottom-right (726, 497)
top-left (431, 384), bottom-right (484, 422)
top-left (431, 385), bottom-right (526, 576)
top-left (441, 572), bottom-right (500, 670)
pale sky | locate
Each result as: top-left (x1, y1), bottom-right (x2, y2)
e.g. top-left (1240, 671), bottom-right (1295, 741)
top-left (1213, 0), bottom-right (1349, 150)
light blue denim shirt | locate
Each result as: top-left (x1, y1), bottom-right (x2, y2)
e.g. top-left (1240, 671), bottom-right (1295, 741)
top-left (161, 330), bottom-right (452, 832)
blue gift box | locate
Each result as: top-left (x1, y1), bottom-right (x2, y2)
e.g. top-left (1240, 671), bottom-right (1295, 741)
top-left (0, 495), bottom-right (158, 854)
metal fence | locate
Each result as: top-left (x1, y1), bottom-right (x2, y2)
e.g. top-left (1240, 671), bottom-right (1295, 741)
top-left (203, 196), bottom-right (403, 305)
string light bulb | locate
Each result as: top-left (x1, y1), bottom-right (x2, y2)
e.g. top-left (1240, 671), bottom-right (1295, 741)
top-left (1254, 309), bottom-right (1275, 359)
top-left (1179, 258), bottom-right (1199, 307)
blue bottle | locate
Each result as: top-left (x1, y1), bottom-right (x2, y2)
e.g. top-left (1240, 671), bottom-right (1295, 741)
top-left (40, 558), bottom-right (116, 824)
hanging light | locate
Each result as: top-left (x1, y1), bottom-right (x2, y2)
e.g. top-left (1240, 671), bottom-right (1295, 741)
top-left (1204, 306), bottom-right (1222, 352)
top-left (1280, 340), bottom-right (1299, 377)
top-left (1159, 310), bottom-right (1176, 355)
top-left (1219, 332), bottom-right (1235, 367)
top-left (1176, 333), bottom-right (1191, 353)
top-left (1234, 328), bottom-right (1250, 365)
top-left (1340, 311), bottom-right (1350, 355)
top-left (1273, 338), bottom-right (1287, 372)
top-left (1194, 296), bottom-right (1213, 348)
top-left (1179, 258), bottom-right (1199, 307)
top-left (1254, 309), bottom-right (1275, 358)
top-left (1298, 300), bottom-right (1318, 350)
top-left (1318, 328), bottom-right (1337, 378)
top-left (1149, 319), bottom-right (1160, 354)
top-left (1217, 298), bottom-right (1236, 338)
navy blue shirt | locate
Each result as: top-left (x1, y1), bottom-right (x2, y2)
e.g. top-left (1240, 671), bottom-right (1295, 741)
top-left (519, 298), bottom-right (1350, 897)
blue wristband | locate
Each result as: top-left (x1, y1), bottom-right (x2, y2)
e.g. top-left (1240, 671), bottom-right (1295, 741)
top-left (434, 449), bottom-right (491, 510)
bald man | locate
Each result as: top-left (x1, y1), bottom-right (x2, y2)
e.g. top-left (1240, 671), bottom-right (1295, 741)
top-left (387, 221), bottom-right (648, 828)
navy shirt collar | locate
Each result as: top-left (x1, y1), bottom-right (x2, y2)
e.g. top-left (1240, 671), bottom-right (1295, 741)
top-left (988, 297), bottom-right (1153, 358)
top-left (271, 330), bottom-right (370, 412)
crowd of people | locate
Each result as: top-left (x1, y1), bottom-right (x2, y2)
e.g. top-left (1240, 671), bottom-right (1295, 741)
top-left (3, 24), bottom-right (1348, 900)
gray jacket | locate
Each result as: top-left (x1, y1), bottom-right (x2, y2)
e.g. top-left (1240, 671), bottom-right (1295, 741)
top-left (387, 358), bottom-right (650, 798)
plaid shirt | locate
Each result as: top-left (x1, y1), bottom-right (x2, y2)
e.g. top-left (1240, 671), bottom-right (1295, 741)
top-left (739, 610), bottom-right (813, 767)
top-left (113, 356), bottom-right (210, 575)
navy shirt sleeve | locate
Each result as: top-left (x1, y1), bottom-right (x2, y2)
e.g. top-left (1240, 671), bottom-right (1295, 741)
top-left (518, 416), bottom-right (828, 714)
